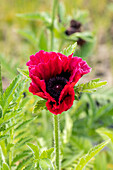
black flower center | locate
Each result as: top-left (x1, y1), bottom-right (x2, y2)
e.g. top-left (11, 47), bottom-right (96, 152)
top-left (46, 76), bottom-right (68, 102)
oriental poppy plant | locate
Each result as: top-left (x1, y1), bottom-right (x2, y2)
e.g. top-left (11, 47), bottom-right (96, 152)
top-left (26, 50), bottom-right (91, 115)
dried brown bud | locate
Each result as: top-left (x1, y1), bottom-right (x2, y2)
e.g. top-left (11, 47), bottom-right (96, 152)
top-left (70, 20), bottom-right (81, 29)
top-left (77, 38), bottom-right (86, 46)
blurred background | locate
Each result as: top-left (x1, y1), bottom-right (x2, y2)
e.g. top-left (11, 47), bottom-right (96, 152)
top-left (0, 0), bottom-right (113, 89)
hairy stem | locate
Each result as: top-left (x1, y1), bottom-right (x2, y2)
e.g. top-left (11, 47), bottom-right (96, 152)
top-left (50, 0), bottom-right (58, 51)
top-left (0, 63), bottom-right (3, 95)
top-left (54, 114), bottom-right (60, 170)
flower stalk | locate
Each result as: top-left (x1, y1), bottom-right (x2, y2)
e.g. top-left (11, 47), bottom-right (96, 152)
top-left (53, 114), bottom-right (60, 170)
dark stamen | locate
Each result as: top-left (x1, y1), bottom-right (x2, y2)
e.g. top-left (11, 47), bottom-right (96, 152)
top-left (58, 71), bottom-right (71, 81)
top-left (46, 76), bottom-right (68, 102)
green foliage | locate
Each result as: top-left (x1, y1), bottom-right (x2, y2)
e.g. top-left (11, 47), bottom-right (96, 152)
top-left (15, 117), bottom-right (35, 131)
top-left (27, 143), bottom-right (39, 159)
top-left (96, 128), bottom-right (113, 142)
top-left (61, 42), bottom-right (77, 56)
top-left (2, 163), bottom-right (10, 170)
top-left (75, 78), bottom-right (107, 93)
top-left (16, 12), bottom-right (51, 25)
top-left (0, 74), bottom-right (37, 169)
top-left (1, 75), bottom-right (21, 114)
top-left (16, 156), bottom-right (33, 170)
top-left (40, 148), bottom-right (54, 159)
top-left (0, 135), bottom-right (9, 141)
top-left (70, 32), bottom-right (94, 42)
top-left (17, 68), bottom-right (29, 78)
top-left (76, 140), bottom-right (110, 170)
top-left (38, 30), bottom-right (48, 51)
top-left (33, 100), bottom-right (47, 113)
top-left (0, 63), bottom-right (3, 95)
top-left (39, 158), bottom-right (54, 169)
top-left (27, 143), bottom-right (54, 169)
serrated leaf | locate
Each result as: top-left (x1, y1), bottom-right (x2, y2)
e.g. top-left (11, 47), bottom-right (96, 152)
top-left (7, 143), bottom-right (14, 152)
top-left (62, 151), bottom-right (83, 168)
top-left (16, 156), bottom-right (33, 170)
top-left (16, 12), bottom-right (51, 24)
top-left (94, 103), bottom-right (113, 121)
top-left (0, 109), bottom-right (21, 125)
top-left (2, 163), bottom-right (10, 170)
top-left (17, 68), bottom-right (29, 78)
top-left (3, 123), bottom-right (16, 135)
top-left (23, 164), bottom-right (34, 170)
top-left (33, 100), bottom-right (47, 113)
top-left (76, 79), bottom-right (107, 93)
top-left (74, 32), bottom-right (94, 42)
top-left (61, 42), bottom-right (77, 56)
top-left (39, 158), bottom-right (54, 170)
top-left (15, 117), bottom-right (35, 131)
top-left (12, 150), bottom-right (31, 165)
top-left (96, 128), bottom-right (113, 143)
top-left (2, 75), bottom-right (21, 113)
top-left (27, 143), bottom-right (39, 160)
top-left (16, 138), bottom-right (32, 149)
top-left (40, 148), bottom-right (54, 159)
top-left (0, 135), bottom-right (9, 141)
top-left (76, 140), bottom-right (110, 170)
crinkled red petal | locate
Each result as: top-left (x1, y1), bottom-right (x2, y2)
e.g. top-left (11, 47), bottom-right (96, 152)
top-left (26, 50), bottom-right (61, 66)
top-left (46, 85), bottom-right (75, 115)
top-left (57, 53), bottom-right (73, 72)
top-left (28, 55), bottom-right (63, 81)
top-left (29, 83), bottom-right (47, 99)
top-left (28, 75), bottom-right (47, 99)
top-left (69, 57), bottom-right (91, 84)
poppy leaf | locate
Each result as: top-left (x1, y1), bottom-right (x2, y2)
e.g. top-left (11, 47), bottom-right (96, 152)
top-left (17, 68), bottom-right (29, 78)
top-left (39, 158), bottom-right (54, 170)
top-left (96, 128), bottom-right (113, 143)
top-left (75, 79), bottom-right (107, 93)
top-left (16, 12), bottom-right (51, 25)
top-left (76, 139), bottom-right (110, 170)
top-left (2, 163), bottom-right (10, 170)
top-left (33, 100), bottom-right (47, 113)
top-left (27, 143), bottom-right (39, 160)
top-left (40, 148), bottom-right (54, 159)
top-left (61, 42), bottom-right (77, 56)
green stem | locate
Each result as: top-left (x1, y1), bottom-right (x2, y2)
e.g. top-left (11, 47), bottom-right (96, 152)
top-left (50, 0), bottom-right (58, 51)
top-left (0, 63), bottom-right (3, 95)
top-left (54, 114), bottom-right (60, 170)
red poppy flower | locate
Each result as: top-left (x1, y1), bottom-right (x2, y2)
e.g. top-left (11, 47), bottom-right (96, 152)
top-left (26, 50), bottom-right (91, 115)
